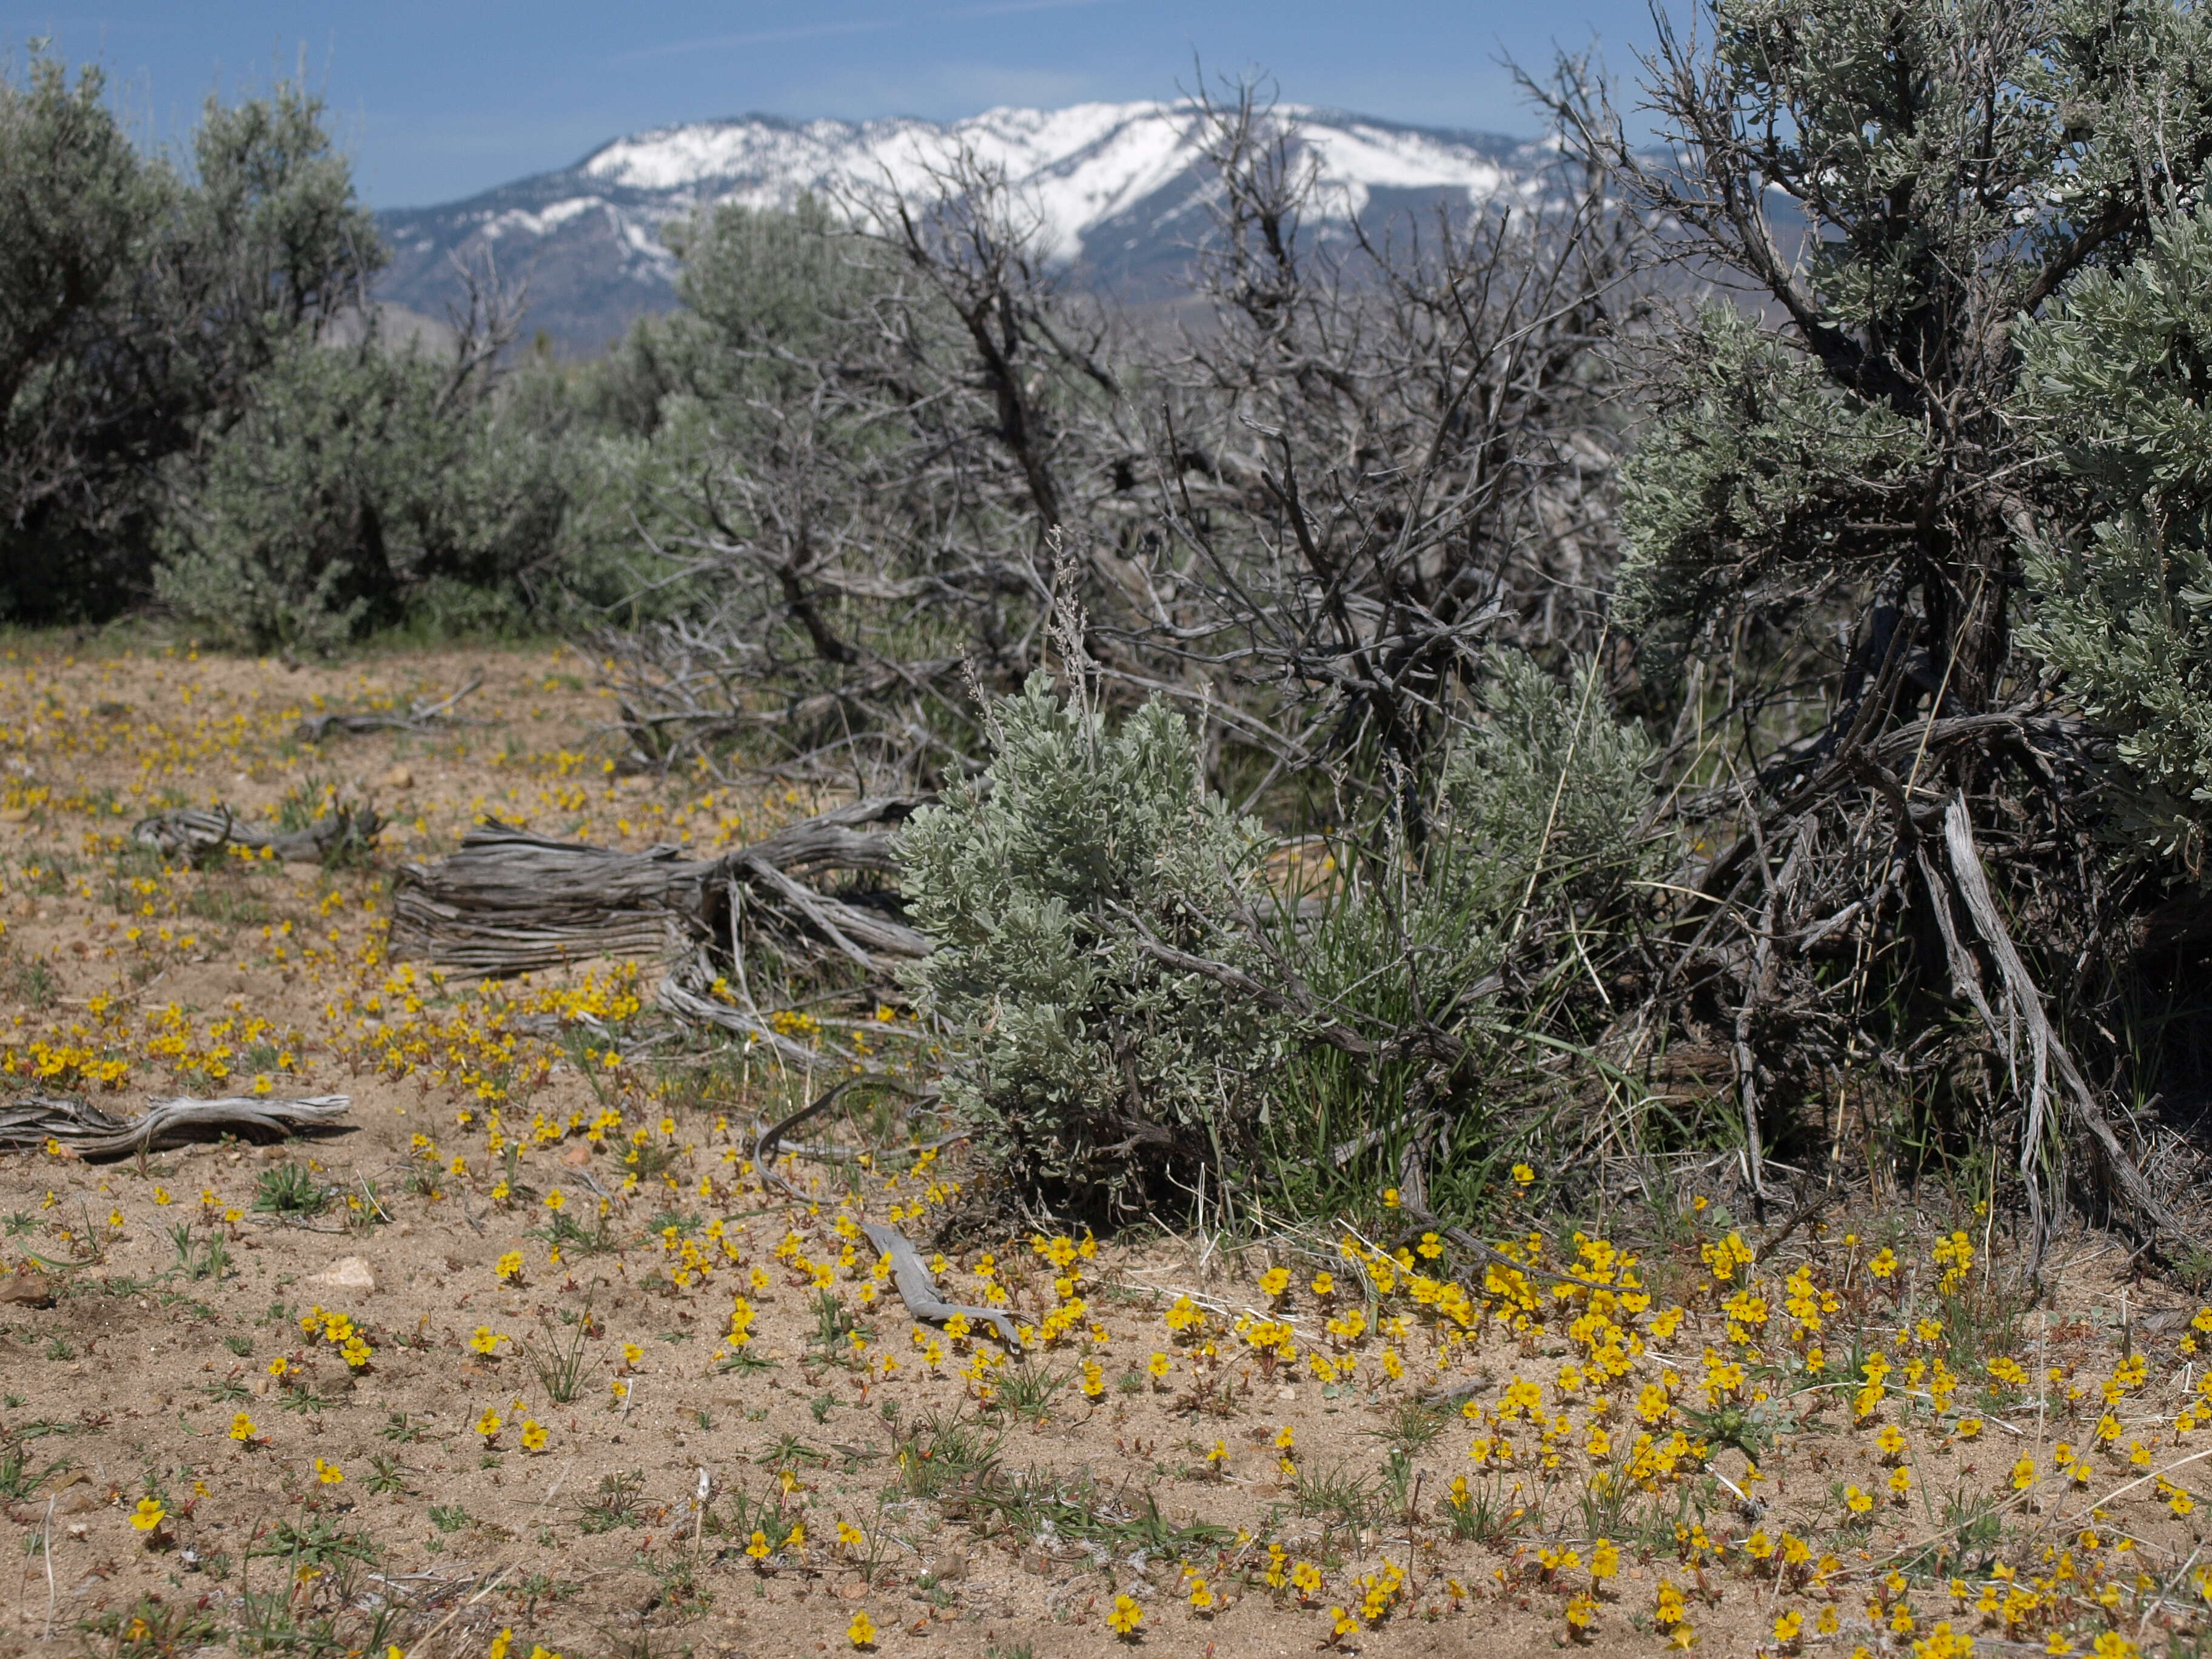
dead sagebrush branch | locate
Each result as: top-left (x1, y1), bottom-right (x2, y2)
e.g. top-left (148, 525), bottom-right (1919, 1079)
top-left (0, 1093), bottom-right (352, 1159)
top-left (388, 795), bottom-right (932, 981)
top-left (295, 676), bottom-right (482, 742)
top-left (133, 804), bottom-right (383, 867)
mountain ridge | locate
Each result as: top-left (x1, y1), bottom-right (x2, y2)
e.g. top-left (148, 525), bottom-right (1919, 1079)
top-left (372, 101), bottom-right (1547, 354)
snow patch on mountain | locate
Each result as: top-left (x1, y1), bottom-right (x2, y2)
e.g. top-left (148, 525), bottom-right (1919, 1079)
top-left (571, 100), bottom-right (1520, 263)
top-left (375, 101), bottom-right (1539, 351)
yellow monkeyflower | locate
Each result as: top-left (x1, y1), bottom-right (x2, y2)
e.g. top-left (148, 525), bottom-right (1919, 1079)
top-left (519, 1418), bottom-right (549, 1452)
top-left (1589, 1538), bottom-right (1620, 1583)
top-left (846, 1610), bottom-right (877, 1649)
top-left (475, 1410), bottom-right (503, 1438)
top-left (129, 1498), bottom-right (166, 1533)
top-left (313, 1457), bottom-right (344, 1485)
top-left (229, 1412), bottom-right (257, 1442)
top-left (1105, 1594), bottom-right (1144, 1637)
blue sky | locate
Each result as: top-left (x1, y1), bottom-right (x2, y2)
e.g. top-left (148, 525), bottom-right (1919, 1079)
top-left (5, 1), bottom-right (1671, 209)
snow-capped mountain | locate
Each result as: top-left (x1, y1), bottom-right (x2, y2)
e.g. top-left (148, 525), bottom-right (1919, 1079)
top-left (374, 102), bottom-right (1543, 353)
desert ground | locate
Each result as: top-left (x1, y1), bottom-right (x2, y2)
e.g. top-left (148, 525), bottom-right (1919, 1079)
top-left (0, 639), bottom-right (2202, 1659)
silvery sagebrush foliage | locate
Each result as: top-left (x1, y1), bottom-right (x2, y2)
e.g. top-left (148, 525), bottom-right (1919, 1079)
top-left (1438, 650), bottom-right (1662, 928)
top-left (0, 53), bottom-right (381, 621)
top-left (897, 673), bottom-right (1289, 1216)
top-left (155, 329), bottom-right (573, 651)
top-left (1590, 0), bottom-right (2212, 726)
top-left (2019, 203), bottom-right (2212, 868)
top-left (1527, 0), bottom-right (2212, 1242)
top-left (899, 647), bottom-right (1663, 1221)
top-left (1299, 648), bottom-right (1662, 1047)
top-left (1257, 648), bottom-right (1663, 1218)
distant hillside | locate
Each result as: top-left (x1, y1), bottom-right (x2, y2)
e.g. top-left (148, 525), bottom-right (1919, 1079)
top-left (372, 101), bottom-right (1547, 354)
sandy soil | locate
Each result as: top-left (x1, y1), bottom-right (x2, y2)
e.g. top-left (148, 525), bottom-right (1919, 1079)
top-left (0, 639), bottom-right (2202, 1659)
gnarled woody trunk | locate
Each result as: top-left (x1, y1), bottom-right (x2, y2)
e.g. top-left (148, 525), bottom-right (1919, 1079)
top-left (387, 794), bottom-right (934, 981)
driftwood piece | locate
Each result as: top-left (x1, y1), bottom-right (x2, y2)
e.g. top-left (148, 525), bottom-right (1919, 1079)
top-left (389, 794), bottom-right (933, 980)
top-left (860, 1221), bottom-right (1024, 1350)
top-left (657, 951), bottom-right (837, 1071)
top-left (134, 805), bottom-right (384, 867)
top-left (295, 677), bottom-right (481, 742)
top-left (751, 1073), bottom-right (943, 1175)
top-left (0, 1093), bottom-right (352, 1159)
top-left (1941, 794), bottom-right (2184, 1267)
top-left (390, 825), bottom-right (702, 975)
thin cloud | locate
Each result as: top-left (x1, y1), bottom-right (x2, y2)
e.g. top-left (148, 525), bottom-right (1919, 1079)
top-left (945, 0), bottom-right (1122, 16)
top-left (614, 1), bottom-right (1121, 66)
top-left (611, 18), bottom-right (898, 66)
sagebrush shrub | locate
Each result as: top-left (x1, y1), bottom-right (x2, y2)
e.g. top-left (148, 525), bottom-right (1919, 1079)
top-left (2019, 204), bottom-right (2212, 865)
top-left (903, 655), bottom-right (1661, 1222)
top-left (1259, 651), bottom-right (1660, 1216)
top-left (898, 675), bottom-right (1289, 1217)
top-left (155, 337), bottom-right (569, 650)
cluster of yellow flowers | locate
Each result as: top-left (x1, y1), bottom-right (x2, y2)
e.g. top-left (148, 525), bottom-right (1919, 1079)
top-left (298, 1303), bottom-right (374, 1370)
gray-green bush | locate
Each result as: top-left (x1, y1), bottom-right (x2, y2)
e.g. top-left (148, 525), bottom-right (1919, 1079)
top-left (897, 673), bottom-right (1289, 1217)
top-left (902, 652), bottom-right (1661, 1223)
top-left (2019, 203), bottom-right (2212, 866)
top-left (0, 50), bottom-right (380, 619)
top-left (1262, 652), bottom-right (1661, 1219)
top-left (154, 332), bottom-right (572, 650)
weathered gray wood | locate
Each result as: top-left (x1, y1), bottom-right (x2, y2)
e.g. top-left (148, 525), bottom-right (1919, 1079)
top-left (389, 795), bottom-right (934, 980)
top-left (134, 806), bottom-right (383, 866)
top-left (0, 1093), bottom-right (352, 1159)
top-left (860, 1221), bottom-right (1024, 1350)
top-left (295, 677), bottom-right (481, 742)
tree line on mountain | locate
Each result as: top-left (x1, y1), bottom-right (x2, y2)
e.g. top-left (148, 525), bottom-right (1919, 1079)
top-left (16, 3), bottom-right (2212, 1252)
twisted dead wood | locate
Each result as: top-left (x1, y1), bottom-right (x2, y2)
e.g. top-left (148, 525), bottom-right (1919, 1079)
top-left (295, 677), bottom-right (482, 742)
top-left (388, 795), bottom-right (933, 980)
top-left (134, 805), bottom-right (384, 866)
top-left (0, 1093), bottom-right (352, 1159)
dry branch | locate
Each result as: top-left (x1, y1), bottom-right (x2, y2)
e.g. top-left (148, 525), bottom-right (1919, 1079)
top-left (0, 1093), bottom-right (352, 1158)
top-left (860, 1220), bottom-right (1024, 1349)
top-left (1940, 794), bottom-right (2184, 1262)
top-left (295, 677), bottom-right (482, 742)
top-left (388, 795), bottom-right (933, 982)
top-left (133, 804), bottom-right (384, 866)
